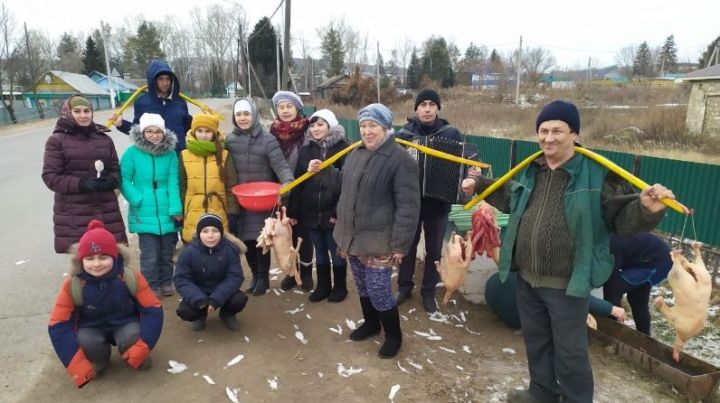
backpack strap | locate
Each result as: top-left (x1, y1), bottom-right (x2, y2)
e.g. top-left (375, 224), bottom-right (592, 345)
top-left (69, 269), bottom-right (138, 307)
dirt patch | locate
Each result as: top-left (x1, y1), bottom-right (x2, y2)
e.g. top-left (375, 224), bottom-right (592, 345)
top-left (18, 254), bottom-right (710, 403)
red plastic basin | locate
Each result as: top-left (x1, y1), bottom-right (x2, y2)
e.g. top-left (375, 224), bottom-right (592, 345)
top-left (231, 182), bottom-right (281, 212)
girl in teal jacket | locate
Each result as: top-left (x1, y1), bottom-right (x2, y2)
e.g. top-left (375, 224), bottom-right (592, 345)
top-left (120, 113), bottom-right (182, 297)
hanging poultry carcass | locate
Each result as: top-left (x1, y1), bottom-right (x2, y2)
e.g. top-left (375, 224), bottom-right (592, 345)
top-left (435, 231), bottom-right (474, 305)
top-left (655, 242), bottom-right (712, 362)
top-left (470, 202), bottom-right (501, 264)
top-left (256, 206), bottom-right (304, 286)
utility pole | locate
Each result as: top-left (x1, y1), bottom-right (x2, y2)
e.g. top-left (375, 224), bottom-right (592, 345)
top-left (282, 0), bottom-right (291, 91)
top-left (587, 57), bottom-right (592, 81)
top-left (515, 35), bottom-right (522, 105)
top-left (235, 22), bottom-right (242, 98)
top-left (246, 39), bottom-right (252, 97)
top-left (24, 22), bottom-right (44, 118)
top-left (100, 21), bottom-right (115, 109)
top-left (276, 25), bottom-right (281, 93)
top-left (376, 41), bottom-right (381, 103)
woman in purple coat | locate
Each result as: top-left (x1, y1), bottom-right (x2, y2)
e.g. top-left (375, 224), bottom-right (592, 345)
top-left (42, 95), bottom-right (127, 253)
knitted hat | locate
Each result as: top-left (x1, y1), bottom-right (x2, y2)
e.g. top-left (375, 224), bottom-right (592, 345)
top-left (535, 100), bottom-right (580, 134)
top-left (309, 109), bottom-right (339, 130)
top-left (139, 113), bottom-right (165, 133)
top-left (191, 113), bottom-right (220, 135)
top-left (414, 88), bottom-right (441, 110)
top-left (69, 95), bottom-right (91, 108)
top-left (196, 213), bottom-right (223, 239)
top-left (77, 220), bottom-right (118, 261)
top-left (358, 103), bottom-right (393, 129)
top-left (272, 91), bottom-right (304, 115)
top-left (234, 99), bottom-right (253, 114)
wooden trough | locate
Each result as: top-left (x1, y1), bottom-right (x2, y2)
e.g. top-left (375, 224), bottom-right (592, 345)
top-left (590, 316), bottom-right (720, 401)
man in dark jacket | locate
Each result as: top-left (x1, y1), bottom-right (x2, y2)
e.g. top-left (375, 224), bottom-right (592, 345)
top-left (112, 60), bottom-right (191, 152)
top-left (395, 88), bottom-right (463, 313)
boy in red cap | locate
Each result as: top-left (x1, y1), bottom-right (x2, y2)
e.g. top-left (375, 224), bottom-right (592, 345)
top-left (48, 220), bottom-right (164, 388)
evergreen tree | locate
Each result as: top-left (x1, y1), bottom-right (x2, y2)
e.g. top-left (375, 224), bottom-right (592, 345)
top-left (699, 36), bottom-right (720, 68)
top-left (248, 17), bottom-right (281, 96)
top-left (421, 36), bottom-right (455, 88)
top-left (318, 22), bottom-right (344, 77)
top-left (632, 41), bottom-right (653, 77)
top-left (657, 35), bottom-right (678, 74)
top-left (406, 48), bottom-right (422, 89)
top-left (123, 20), bottom-right (165, 77)
top-left (56, 33), bottom-right (83, 73)
top-left (82, 36), bottom-right (105, 75)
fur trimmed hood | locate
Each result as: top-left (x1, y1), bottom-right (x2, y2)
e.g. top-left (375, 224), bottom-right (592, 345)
top-left (66, 242), bottom-right (136, 277)
top-left (129, 125), bottom-right (178, 155)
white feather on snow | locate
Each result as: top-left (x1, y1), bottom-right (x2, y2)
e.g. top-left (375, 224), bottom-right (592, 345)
top-left (295, 331), bottom-right (308, 345)
top-left (167, 360), bottom-right (188, 374)
top-left (225, 387), bottom-right (239, 403)
top-left (337, 363), bottom-right (363, 377)
top-left (345, 319), bottom-right (357, 330)
top-left (502, 347), bottom-right (516, 355)
top-left (389, 384), bottom-right (401, 401)
top-left (267, 376), bottom-right (279, 390)
top-left (203, 375), bottom-right (216, 385)
top-left (224, 354), bottom-right (245, 369)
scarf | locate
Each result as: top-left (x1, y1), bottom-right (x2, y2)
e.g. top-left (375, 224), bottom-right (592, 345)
top-left (270, 116), bottom-right (309, 158)
top-left (186, 138), bottom-right (223, 157)
top-left (311, 128), bottom-right (345, 159)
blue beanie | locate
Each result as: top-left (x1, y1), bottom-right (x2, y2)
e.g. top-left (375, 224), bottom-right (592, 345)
top-left (535, 100), bottom-right (580, 134)
top-left (196, 213), bottom-right (223, 239)
top-left (357, 103), bottom-right (393, 129)
top-left (272, 91), bottom-right (304, 116)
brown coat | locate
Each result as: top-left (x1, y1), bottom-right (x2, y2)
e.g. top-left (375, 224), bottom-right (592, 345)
top-left (42, 96), bottom-right (127, 253)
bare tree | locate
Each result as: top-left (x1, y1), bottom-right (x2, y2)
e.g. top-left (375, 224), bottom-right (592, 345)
top-left (394, 37), bottom-right (413, 87)
top-left (190, 4), bottom-right (242, 95)
top-left (521, 46), bottom-right (555, 87)
top-left (160, 17), bottom-right (197, 91)
top-left (0, 3), bottom-right (18, 123)
top-left (616, 44), bottom-right (636, 80)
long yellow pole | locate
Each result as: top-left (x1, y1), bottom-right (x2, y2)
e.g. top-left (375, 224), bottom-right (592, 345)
top-left (574, 147), bottom-right (688, 214)
top-left (104, 85), bottom-right (148, 128)
top-left (463, 150), bottom-right (542, 210)
top-left (395, 138), bottom-right (490, 169)
top-left (464, 147), bottom-right (689, 215)
top-left (105, 85), bottom-right (217, 128)
top-left (278, 140), bottom-right (363, 196)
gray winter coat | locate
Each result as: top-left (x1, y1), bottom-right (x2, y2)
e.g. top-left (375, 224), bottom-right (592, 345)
top-left (324, 134), bottom-right (420, 256)
top-left (225, 98), bottom-right (294, 240)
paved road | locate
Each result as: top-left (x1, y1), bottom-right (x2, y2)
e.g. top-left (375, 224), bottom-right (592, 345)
top-left (0, 101), bottom-right (230, 401)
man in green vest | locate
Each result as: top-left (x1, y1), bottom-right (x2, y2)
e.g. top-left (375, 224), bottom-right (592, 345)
top-left (461, 100), bottom-right (676, 403)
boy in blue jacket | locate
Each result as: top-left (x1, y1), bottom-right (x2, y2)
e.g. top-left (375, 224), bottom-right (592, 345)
top-left (48, 220), bottom-right (163, 388)
top-left (174, 214), bottom-right (249, 331)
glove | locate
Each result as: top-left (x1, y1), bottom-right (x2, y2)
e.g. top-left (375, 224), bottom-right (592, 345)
top-left (227, 213), bottom-right (239, 236)
top-left (78, 177), bottom-right (99, 192)
top-left (122, 339), bottom-right (151, 369)
top-left (95, 176), bottom-right (116, 191)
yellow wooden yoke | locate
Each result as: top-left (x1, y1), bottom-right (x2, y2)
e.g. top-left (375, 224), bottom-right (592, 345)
top-left (463, 146), bottom-right (689, 215)
top-left (104, 84), bottom-right (218, 128)
top-left (278, 138), bottom-right (491, 196)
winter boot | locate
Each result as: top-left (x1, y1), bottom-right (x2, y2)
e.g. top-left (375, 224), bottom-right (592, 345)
top-left (308, 263), bottom-right (331, 302)
top-left (219, 313), bottom-right (241, 331)
top-left (327, 265), bottom-right (348, 302)
top-left (245, 265), bottom-right (258, 293)
top-left (349, 297), bottom-right (381, 341)
top-left (378, 305), bottom-right (402, 358)
top-left (252, 267), bottom-right (269, 296)
top-left (299, 262), bottom-right (314, 292)
top-left (191, 316), bottom-right (207, 331)
top-left (280, 275), bottom-right (297, 291)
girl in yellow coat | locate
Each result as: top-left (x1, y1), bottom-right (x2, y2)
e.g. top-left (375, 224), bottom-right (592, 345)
top-left (179, 114), bottom-right (239, 243)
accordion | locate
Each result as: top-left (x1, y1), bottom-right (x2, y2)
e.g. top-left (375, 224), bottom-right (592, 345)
top-left (406, 135), bottom-right (479, 204)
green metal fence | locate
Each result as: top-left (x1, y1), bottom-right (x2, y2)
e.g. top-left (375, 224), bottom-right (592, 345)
top-left (331, 118), bottom-right (719, 246)
top-left (638, 156), bottom-right (720, 246)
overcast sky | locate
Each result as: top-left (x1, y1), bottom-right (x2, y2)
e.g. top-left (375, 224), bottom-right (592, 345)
top-left (10, 0), bottom-right (719, 69)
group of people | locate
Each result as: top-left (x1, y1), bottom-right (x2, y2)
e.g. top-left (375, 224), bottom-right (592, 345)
top-left (42, 60), bottom-right (679, 402)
